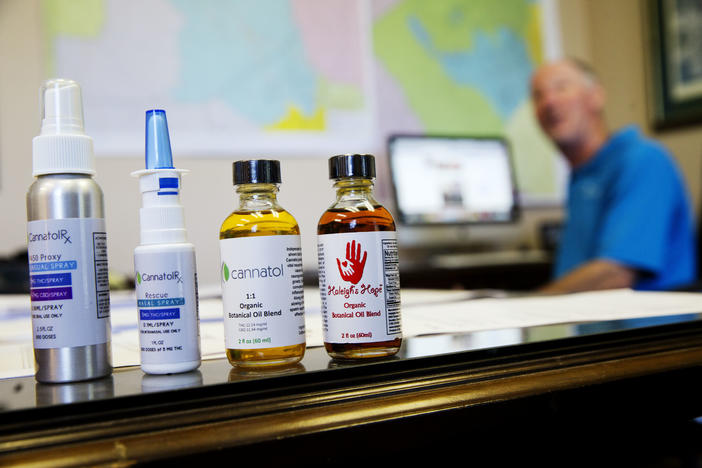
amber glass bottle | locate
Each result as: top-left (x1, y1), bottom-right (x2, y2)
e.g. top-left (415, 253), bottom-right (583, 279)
top-left (220, 160), bottom-right (306, 367)
top-left (317, 154), bottom-right (402, 359)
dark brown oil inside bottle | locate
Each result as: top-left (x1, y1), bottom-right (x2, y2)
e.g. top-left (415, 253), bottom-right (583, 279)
top-left (318, 205), bottom-right (402, 359)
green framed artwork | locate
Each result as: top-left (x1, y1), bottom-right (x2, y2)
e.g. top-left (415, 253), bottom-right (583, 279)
top-left (648, 0), bottom-right (702, 129)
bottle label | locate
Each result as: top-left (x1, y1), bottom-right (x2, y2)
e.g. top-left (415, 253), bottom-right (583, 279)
top-left (135, 249), bottom-right (201, 365)
top-left (220, 235), bottom-right (305, 349)
top-left (317, 231), bottom-right (402, 344)
top-left (27, 218), bottom-right (110, 349)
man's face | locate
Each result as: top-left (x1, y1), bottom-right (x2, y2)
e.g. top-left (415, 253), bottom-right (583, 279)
top-left (530, 62), bottom-right (603, 146)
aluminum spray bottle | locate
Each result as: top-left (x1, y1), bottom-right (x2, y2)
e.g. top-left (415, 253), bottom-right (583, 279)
top-left (27, 79), bottom-right (112, 383)
top-left (132, 109), bottom-right (200, 374)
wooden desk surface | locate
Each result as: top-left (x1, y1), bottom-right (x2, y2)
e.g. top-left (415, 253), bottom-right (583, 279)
top-left (1, 313), bottom-right (701, 466)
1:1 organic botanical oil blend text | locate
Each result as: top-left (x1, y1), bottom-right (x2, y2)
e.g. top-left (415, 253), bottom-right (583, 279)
top-left (220, 160), bottom-right (305, 367)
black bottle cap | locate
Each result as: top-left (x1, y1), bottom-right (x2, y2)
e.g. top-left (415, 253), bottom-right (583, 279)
top-left (328, 154), bottom-right (375, 179)
top-left (233, 159), bottom-right (281, 185)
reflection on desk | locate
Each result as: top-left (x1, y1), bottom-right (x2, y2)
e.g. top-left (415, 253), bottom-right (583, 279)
top-left (0, 313), bottom-right (699, 408)
top-left (2, 312), bottom-right (702, 465)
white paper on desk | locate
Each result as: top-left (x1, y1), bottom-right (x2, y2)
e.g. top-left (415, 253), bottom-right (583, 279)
top-left (110, 288), bottom-right (497, 365)
top-left (401, 289), bottom-right (702, 337)
top-left (2, 288), bottom-right (701, 379)
top-left (299, 288), bottom-right (480, 348)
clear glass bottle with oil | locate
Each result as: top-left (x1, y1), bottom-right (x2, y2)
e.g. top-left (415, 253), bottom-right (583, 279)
top-left (219, 160), bottom-right (306, 367)
top-left (317, 154), bottom-right (402, 359)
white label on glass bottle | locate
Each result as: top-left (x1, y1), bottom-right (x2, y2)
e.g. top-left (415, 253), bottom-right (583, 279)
top-left (317, 231), bottom-right (402, 344)
top-left (220, 235), bottom-right (305, 349)
top-left (27, 218), bottom-right (110, 349)
top-left (134, 249), bottom-right (200, 365)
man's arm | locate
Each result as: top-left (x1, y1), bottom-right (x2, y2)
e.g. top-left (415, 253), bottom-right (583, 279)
top-left (539, 259), bottom-right (636, 294)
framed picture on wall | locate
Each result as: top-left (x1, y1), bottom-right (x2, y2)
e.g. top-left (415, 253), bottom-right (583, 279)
top-left (648, 0), bottom-right (702, 129)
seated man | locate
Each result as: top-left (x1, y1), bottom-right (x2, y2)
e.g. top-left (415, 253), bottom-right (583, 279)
top-left (530, 59), bottom-right (696, 292)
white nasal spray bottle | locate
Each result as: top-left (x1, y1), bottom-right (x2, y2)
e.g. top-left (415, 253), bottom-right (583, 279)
top-left (132, 109), bottom-right (200, 374)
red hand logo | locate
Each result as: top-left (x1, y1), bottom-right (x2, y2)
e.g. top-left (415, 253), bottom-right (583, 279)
top-left (336, 240), bottom-right (367, 284)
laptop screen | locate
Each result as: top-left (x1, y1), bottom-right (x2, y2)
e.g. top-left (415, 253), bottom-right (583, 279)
top-left (388, 135), bottom-right (519, 225)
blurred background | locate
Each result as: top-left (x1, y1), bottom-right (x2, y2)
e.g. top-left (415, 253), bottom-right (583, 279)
top-left (0, 0), bottom-right (700, 291)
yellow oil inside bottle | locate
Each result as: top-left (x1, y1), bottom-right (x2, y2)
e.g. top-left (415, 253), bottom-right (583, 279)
top-left (220, 182), bottom-right (306, 368)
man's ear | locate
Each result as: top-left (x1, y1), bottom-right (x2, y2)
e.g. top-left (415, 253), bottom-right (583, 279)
top-left (589, 83), bottom-right (606, 113)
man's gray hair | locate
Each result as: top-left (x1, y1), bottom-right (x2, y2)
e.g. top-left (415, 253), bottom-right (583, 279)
top-left (565, 57), bottom-right (599, 86)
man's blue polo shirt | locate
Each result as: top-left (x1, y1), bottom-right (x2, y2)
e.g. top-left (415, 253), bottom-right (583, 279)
top-left (554, 126), bottom-right (696, 290)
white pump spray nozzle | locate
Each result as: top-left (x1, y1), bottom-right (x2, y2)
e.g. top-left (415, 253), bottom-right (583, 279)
top-left (32, 78), bottom-right (94, 176)
top-left (40, 79), bottom-right (86, 136)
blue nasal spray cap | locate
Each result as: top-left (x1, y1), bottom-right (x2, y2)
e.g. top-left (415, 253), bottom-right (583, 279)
top-left (145, 109), bottom-right (174, 169)
top-left (134, 108), bottom-right (188, 244)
